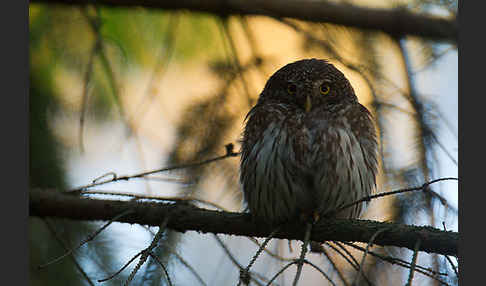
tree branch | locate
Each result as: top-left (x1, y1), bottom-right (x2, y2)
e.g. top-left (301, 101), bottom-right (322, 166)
top-left (30, 189), bottom-right (458, 256)
top-left (30, 0), bottom-right (457, 43)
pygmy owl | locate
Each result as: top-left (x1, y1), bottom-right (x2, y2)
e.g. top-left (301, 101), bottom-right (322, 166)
top-left (240, 59), bottom-right (378, 225)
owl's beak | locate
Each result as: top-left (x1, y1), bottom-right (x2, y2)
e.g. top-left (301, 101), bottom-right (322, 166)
top-left (305, 95), bottom-right (312, 112)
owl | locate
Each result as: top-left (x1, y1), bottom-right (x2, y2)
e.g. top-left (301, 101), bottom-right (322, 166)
top-left (240, 59), bottom-right (378, 225)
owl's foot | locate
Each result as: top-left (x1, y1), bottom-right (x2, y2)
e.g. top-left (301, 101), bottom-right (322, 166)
top-left (309, 211), bottom-right (324, 253)
top-left (299, 210), bottom-right (321, 224)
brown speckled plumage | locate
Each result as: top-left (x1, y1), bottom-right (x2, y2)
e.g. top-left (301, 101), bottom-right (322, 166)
top-left (240, 59), bottom-right (378, 225)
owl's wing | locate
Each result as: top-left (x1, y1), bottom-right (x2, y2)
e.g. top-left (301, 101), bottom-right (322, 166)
top-left (348, 104), bottom-right (379, 191)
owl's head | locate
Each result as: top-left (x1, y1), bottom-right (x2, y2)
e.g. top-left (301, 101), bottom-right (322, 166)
top-left (259, 59), bottom-right (358, 112)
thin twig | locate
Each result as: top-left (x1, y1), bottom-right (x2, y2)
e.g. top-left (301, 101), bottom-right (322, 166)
top-left (247, 237), bottom-right (295, 262)
top-left (171, 252), bottom-right (208, 286)
top-left (328, 242), bottom-right (373, 286)
top-left (246, 229), bottom-right (280, 269)
top-left (81, 6), bottom-right (130, 138)
top-left (78, 14), bottom-right (101, 154)
top-left (442, 222), bottom-right (459, 278)
top-left (124, 217), bottom-right (170, 286)
top-left (343, 242), bottom-right (446, 276)
top-left (141, 225), bottom-right (208, 286)
top-left (352, 227), bottom-right (390, 285)
top-left (435, 108), bottom-right (458, 140)
top-left (67, 143), bottom-right (239, 192)
top-left (343, 242), bottom-right (450, 285)
top-left (42, 219), bottom-right (96, 286)
top-left (329, 177), bottom-right (458, 217)
top-left (302, 259), bottom-right (337, 286)
top-left (38, 209), bottom-right (133, 269)
top-left (212, 234), bottom-right (267, 286)
top-left (98, 250), bottom-right (144, 282)
top-left (327, 242), bottom-right (361, 271)
top-left (148, 252), bottom-right (173, 286)
top-left (430, 131), bottom-right (458, 166)
top-left (240, 228), bottom-right (280, 285)
top-left (81, 190), bottom-right (227, 210)
top-left (405, 239), bottom-right (422, 286)
top-left (137, 176), bottom-right (190, 183)
top-left (292, 222), bottom-right (312, 286)
top-left (320, 247), bottom-right (350, 286)
top-left (266, 261), bottom-right (296, 286)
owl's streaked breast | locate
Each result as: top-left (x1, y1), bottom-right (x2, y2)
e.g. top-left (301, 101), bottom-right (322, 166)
top-left (241, 104), bottom-right (376, 224)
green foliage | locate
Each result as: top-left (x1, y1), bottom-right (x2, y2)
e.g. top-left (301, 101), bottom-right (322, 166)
top-left (99, 8), bottom-right (224, 67)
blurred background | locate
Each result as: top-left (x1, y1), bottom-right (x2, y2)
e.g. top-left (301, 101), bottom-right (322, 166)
top-left (29, 0), bottom-right (458, 285)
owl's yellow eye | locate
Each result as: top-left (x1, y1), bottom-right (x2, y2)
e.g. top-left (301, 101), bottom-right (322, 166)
top-left (320, 84), bottom-right (331, 95)
top-left (287, 83), bottom-right (297, 94)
